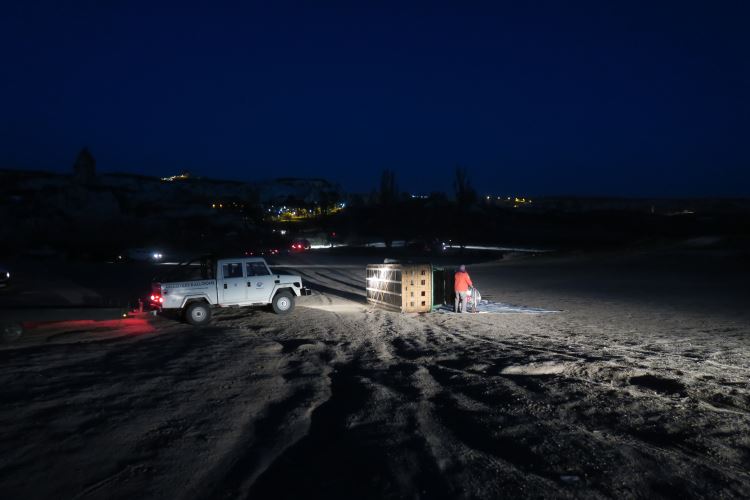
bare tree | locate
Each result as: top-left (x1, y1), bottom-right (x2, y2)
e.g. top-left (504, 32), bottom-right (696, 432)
top-left (379, 169), bottom-right (398, 206)
top-left (453, 166), bottom-right (476, 250)
top-left (454, 166), bottom-right (476, 206)
top-left (378, 169), bottom-right (398, 247)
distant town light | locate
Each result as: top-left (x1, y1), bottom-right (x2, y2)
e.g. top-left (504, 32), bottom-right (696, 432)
top-left (160, 172), bottom-right (190, 182)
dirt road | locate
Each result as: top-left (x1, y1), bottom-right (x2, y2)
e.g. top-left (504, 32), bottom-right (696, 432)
top-left (1, 253), bottom-right (749, 499)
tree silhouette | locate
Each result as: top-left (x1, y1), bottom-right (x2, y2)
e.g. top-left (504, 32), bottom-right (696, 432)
top-left (73, 147), bottom-right (96, 184)
top-left (378, 169), bottom-right (398, 247)
top-left (379, 169), bottom-right (397, 206)
top-left (453, 166), bottom-right (476, 250)
top-left (454, 166), bottom-right (476, 206)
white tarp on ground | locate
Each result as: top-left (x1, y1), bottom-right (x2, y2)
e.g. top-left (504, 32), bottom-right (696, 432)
top-left (435, 300), bottom-right (559, 314)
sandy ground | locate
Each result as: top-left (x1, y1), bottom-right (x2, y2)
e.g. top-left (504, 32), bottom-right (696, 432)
top-left (1, 251), bottom-right (749, 499)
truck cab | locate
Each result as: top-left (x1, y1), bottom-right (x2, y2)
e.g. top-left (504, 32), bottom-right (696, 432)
top-left (218, 258), bottom-right (289, 305)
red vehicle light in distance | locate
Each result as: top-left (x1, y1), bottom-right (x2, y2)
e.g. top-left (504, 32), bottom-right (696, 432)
top-left (291, 239), bottom-right (311, 251)
top-left (150, 295), bottom-right (163, 303)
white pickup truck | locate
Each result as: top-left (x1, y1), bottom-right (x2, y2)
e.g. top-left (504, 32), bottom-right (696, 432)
top-left (151, 256), bottom-right (311, 325)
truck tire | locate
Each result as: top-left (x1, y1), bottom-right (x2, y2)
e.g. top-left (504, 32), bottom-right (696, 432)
top-left (185, 302), bottom-right (212, 325)
top-left (272, 291), bottom-right (295, 315)
top-left (0, 322), bottom-right (23, 343)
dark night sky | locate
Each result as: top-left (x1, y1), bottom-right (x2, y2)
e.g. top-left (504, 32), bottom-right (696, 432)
top-left (1, 1), bottom-right (748, 196)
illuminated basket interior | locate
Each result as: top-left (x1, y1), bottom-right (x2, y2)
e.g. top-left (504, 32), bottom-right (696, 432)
top-left (366, 264), bottom-right (433, 313)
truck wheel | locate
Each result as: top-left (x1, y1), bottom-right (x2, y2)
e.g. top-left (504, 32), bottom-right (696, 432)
top-left (185, 302), bottom-right (212, 325)
top-left (272, 291), bottom-right (295, 314)
top-left (0, 322), bottom-right (23, 343)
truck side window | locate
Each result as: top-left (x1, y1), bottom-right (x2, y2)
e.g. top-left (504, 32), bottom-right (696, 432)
top-left (201, 257), bottom-right (215, 279)
top-left (222, 262), bottom-right (244, 279)
top-left (246, 262), bottom-right (270, 276)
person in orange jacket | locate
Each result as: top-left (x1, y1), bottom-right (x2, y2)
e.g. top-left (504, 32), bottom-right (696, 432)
top-left (454, 264), bottom-right (473, 313)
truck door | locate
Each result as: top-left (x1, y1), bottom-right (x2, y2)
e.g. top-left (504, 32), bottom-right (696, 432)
top-left (220, 261), bottom-right (246, 303)
top-left (245, 261), bottom-right (275, 303)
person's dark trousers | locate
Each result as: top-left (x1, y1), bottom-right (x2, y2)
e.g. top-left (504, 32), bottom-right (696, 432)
top-left (454, 291), bottom-right (468, 313)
